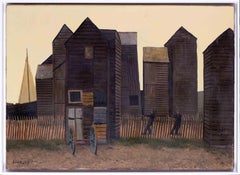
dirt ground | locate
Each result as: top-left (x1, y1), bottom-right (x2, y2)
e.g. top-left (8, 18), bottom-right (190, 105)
top-left (6, 141), bottom-right (234, 172)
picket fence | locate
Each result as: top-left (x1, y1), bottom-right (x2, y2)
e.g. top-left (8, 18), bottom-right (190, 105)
top-left (6, 116), bottom-right (65, 140)
top-left (120, 114), bottom-right (203, 139)
top-left (6, 114), bottom-right (203, 141)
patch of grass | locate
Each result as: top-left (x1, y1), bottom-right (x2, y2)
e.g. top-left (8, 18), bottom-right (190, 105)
top-left (116, 137), bottom-right (233, 158)
top-left (116, 137), bottom-right (204, 149)
top-left (204, 144), bottom-right (233, 157)
top-left (6, 139), bottom-right (64, 151)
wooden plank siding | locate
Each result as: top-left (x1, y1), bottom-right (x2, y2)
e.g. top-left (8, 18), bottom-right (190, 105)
top-left (53, 25), bottom-right (73, 120)
top-left (164, 27), bottom-right (198, 115)
top-left (64, 18), bottom-right (121, 142)
top-left (203, 28), bottom-right (234, 146)
top-left (119, 32), bottom-right (141, 116)
top-left (36, 55), bottom-right (54, 116)
top-left (143, 47), bottom-right (169, 116)
top-left (101, 30), bottom-right (122, 139)
top-left (65, 18), bottom-right (107, 143)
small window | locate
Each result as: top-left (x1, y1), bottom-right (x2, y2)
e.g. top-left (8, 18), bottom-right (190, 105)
top-left (68, 90), bottom-right (82, 104)
top-left (85, 46), bottom-right (93, 59)
top-left (129, 95), bottom-right (139, 106)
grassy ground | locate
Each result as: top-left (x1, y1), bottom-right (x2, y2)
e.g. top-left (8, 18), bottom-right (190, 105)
top-left (6, 138), bottom-right (234, 171)
top-left (6, 139), bottom-right (65, 151)
top-left (116, 137), bottom-right (233, 156)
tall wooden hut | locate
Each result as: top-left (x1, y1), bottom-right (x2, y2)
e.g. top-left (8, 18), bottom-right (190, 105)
top-left (119, 32), bottom-right (141, 116)
top-left (52, 24), bottom-right (73, 120)
top-left (143, 47), bottom-right (169, 116)
top-left (164, 27), bottom-right (198, 115)
top-left (36, 56), bottom-right (53, 116)
top-left (64, 17), bottom-right (121, 143)
top-left (203, 28), bottom-right (234, 146)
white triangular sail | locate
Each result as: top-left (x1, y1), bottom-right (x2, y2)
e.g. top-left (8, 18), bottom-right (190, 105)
top-left (18, 49), bottom-right (36, 104)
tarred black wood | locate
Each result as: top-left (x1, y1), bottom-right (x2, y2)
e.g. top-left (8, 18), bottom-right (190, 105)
top-left (203, 28), bottom-right (234, 146)
top-left (164, 27), bottom-right (198, 115)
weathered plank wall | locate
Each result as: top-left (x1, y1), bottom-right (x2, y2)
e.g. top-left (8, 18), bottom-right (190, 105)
top-left (36, 64), bottom-right (53, 116)
top-left (101, 30), bottom-right (122, 139)
top-left (53, 24), bottom-right (73, 119)
top-left (119, 32), bottom-right (141, 116)
top-left (143, 47), bottom-right (169, 116)
top-left (164, 27), bottom-right (197, 115)
top-left (203, 28), bottom-right (234, 146)
top-left (65, 18), bottom-right (107, 142)
top-left (64, 18), bottom-right (122, 142)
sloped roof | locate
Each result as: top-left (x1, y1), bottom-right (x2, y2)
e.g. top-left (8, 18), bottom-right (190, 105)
top-left (36, 64), bottom-right (53, 79)
top-left (41, 55), bottom-right (53, 65)
top-left (53, 24), bottom-right (73, 41)
top-left (203, 28), bottom-right (234, 54)
top-left (119, 32), bottom-right (137, 45)
top-left (143, 47), bottom-right (169, 63)
top-left (65, 17), bottom-right (102, 45)
top-left (164, 26), bottom-right (197, 47)
top-left (101, 29), bottom-right (119, 48)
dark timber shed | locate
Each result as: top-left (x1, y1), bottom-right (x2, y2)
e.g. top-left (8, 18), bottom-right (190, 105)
top-left (64, 18), bottom-right (121, 143)
top-left (119, 32), bottom-right (141, 115)
top-left (203, 28), bottom-right (234, 146)
top-left (53, 24), bottom-right (73, 121)
top-left (143, 47), bottom-right (169, 116)
top-left (36, 56), bottom-right (53, 116)
top-left (36, 18), bottom-right (122, 143)
top-left (164, 27), bottom-right (198, 115)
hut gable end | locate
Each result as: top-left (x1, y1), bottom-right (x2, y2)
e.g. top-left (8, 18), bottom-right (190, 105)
top-left (41, 55), bottom-right (53, 65)
top-left (53, 24), bottom-right (73, 42)
top-left (65, 17), bottom-right (103, 45)
top-left (165, 26), bottom-right (197, 47)
top-left (203, 28), bottom-right (234, 55)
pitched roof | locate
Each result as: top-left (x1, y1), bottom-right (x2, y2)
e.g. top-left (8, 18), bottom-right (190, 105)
top-left (101, 29), bottom-right (119, 48)
top-left (53, 24), bottom-right (73, 41)
top-left (119, 32), bottom-right (137, 45)
top-left (65, 17), bottom-right (101, 45)
top-left (203, 28), bottom-right (234, 54)
top-left (143, 47), bottom-right (169, 63)
top-left (41, 55), bottom-right (53, 65)
top-left (36, 64), bottom-right (53, 79)
top-left (164, 26), bottom-right (197, 47)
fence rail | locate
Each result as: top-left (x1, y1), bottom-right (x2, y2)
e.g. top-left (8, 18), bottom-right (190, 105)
top-left (6, 114), bottom-right (203, 141)
top-left (6, 116), bottom-right (65, 140)
top-left (120, 114), bottom-right (203, 139)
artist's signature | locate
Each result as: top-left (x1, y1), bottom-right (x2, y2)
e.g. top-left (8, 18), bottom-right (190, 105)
top-left (12, 159), bottom-right (32, 165)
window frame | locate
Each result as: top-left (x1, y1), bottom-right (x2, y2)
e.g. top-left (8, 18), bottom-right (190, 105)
top-left (84, 46), bottom-right (94, 59)
top-left (129, 95), bottom-right (139, 106)
top-left (68, 90), bottom-right (83, 104)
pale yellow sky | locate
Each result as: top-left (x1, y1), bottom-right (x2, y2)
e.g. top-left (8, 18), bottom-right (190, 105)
top-left (6, 4), bottom-right (234, 103)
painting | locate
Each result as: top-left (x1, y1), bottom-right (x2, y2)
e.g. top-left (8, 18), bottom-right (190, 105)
top-left (2, 1), bottom-right (238, 173)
